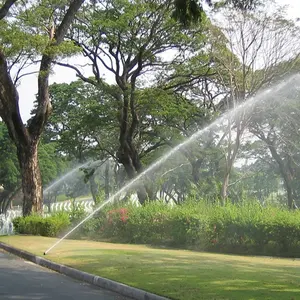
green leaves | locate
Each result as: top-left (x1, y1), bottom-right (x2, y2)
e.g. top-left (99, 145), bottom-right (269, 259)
top-left (0, 20), bottom-right (48, 58)
top-left (73, 0), bottom-right (198, 73)
top-left (47, 80), bottom-right (119, 161)
top-left (172, 0), bottom-right (205, 27)
top-left (0, 122), bottom-right (19, 191)
top-left (1, 0), bottom-right (82, 61)
top-left (38, 142), bottom-right (68, 185)
top-left (13, 212), bottom-right (70, 236)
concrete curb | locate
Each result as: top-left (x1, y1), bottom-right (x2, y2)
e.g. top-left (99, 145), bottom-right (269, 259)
top-left (0, 242), bottom-right (169, 300)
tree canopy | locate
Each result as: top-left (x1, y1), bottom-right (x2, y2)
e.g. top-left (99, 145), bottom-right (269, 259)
top-left (1, 0), bottom-right (300, 213)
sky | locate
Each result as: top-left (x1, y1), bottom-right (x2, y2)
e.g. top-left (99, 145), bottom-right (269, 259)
top-left (16, 0), bottom-right (300, 122)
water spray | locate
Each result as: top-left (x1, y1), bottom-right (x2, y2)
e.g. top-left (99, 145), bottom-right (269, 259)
top-left (44, 74), bottom-right (300, 255)
top-left (43, 160), bottom-right (101, 195)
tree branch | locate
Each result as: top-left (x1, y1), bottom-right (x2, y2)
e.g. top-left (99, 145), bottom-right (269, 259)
top-left (0, 49), bottom-right (28, 145)
top-left (53, 60), bottom-right (101, 87)
top-left (0, 0), bottom-right (18, 20)
top-left (29, 0), bottom-right (85, 138)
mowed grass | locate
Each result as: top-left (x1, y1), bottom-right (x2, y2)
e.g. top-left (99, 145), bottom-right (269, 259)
top-left (1, 236), bottom-right (300, 300)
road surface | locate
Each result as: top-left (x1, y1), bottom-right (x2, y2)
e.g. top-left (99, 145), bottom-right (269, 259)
top-left (0, 250), bottom-right (132, 300)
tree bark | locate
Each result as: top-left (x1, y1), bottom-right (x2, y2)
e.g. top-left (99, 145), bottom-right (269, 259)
top-left (17, 143), bottom-right (42, 215)
top-left (117, 142), bottom-right (149, 204)
top-left (0, 0), bottom-right (18, 20)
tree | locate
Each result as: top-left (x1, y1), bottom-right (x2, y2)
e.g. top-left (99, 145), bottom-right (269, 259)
top-left (47, 77), bottom-right (218, 204)
top-left (47, 80), bottom-right (120, 201)
top-left (234, 142), bottom-right (281, 203)
top-left (249, 86), bottom-right (300, 209)
top-left (0, 0), bottom-right (84, 215)
top-left (55, 0), bottom-right (207, 203)
top-left (47, 81), bottom-right (201, 203)
top-left (47, 80), bottom-right (119, 162)
top-left (205, 5), bottom-right (300, 202)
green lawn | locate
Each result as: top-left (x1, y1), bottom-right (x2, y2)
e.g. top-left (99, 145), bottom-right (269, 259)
top-left (0, 236), bottom-right (300, 300)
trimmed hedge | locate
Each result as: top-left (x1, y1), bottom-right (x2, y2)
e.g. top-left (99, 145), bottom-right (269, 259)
top-left (12, 200), bottom-right (300, 257)
top-left (93, 201), bottom-right (300, 257)
top-left (13, 212), bottom-right (70, 237)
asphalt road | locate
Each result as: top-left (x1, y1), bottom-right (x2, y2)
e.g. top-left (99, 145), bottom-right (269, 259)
top-left (0, 250), bottom-right (132, 300)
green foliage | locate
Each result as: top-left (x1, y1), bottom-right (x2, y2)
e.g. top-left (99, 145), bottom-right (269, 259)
top-left (0, 0), bottom-right (81, 60)
top-left (172, 0), bottom-right (206, 27)
top-left (13, 212), bottom-right (70, 237)
top-left (91, 200), bottom-right (300, 257)
top-left (68, 200), bottom-right (86, 223)
top-left (39, 142), bottom-right (68, 185)
top-left (94, 191), bottom-right (105, 205)
top-left (0, 122), bottom-right (20, 191)
top-left (47, 81), bottom-right (118, 161)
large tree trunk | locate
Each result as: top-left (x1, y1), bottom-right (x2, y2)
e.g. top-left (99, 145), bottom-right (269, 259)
top-left (117, 85), bottom-right (153, 204)
top-left (17, 143), bottom-right (43, 216)
top-left (117, 142), bottom-right (149, 204)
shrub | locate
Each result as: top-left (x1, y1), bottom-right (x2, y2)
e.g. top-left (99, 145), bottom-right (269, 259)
top-left (125, 202), bottom-right (171, 244)
top-left (101, 207), bottom-right (129, 239)
top-left (13, 212), bottom-right (70, 237)
top-left (92, 200), bottom-right (300, 257)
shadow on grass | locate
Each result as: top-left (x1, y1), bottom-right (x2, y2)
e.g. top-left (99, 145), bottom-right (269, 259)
top-left (50, 249), bottom-right (300, 300)
top-left (2, 236), bottom-right (300, 300)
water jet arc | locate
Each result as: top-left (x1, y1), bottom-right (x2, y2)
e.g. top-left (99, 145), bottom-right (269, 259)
top-left (44, 161), bottom-right (94, 195)
top-left (44, 75), bottom-right (300, 255)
